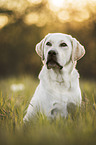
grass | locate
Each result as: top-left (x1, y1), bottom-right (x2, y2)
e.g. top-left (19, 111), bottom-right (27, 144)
top-left (0, 75), bottom-right (96, 145)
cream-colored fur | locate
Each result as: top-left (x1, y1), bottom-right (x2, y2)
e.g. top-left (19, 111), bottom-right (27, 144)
top-left (23, 33), bottom-right (85, 121)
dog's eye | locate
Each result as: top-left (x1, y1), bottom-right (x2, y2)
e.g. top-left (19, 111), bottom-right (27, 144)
top-left (46, 42), bottom-right (52, 46)
top-left (60, 43), bottom-right (67, 47)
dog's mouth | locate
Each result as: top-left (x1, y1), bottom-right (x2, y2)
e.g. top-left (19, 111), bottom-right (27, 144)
top-left (46, 59), bottom-right (63, 70)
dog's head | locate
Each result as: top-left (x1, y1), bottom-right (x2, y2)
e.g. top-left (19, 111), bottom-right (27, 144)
top-left (36, 33), bottom-right (85, 70)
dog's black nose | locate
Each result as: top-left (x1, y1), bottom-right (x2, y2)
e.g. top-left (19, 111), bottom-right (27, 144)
top-left (48, 50), bottom-right (56, 56)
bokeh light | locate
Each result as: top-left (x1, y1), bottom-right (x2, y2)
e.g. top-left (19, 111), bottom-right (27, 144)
top-left (47, 0), bottom-right (96, 23)
top-left (0, 0), bottom-right (96, 78)
top-left (48, 0), bottom-right (64, 11)
top-left (0, 15), bottom-right (9, 29)
top-left (0, 0), bottom-right (96, 27)
top-left (24, 12), bottom-right (39, 25)
top-left (28, 0), bottom-right (43, 4)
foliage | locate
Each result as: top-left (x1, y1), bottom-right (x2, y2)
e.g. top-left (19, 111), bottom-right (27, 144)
top-left (0, 76), bottom-right (96, 145)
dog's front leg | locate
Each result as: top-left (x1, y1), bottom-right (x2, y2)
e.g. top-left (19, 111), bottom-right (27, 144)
top-left (23, 97), bottom-right (39, 122)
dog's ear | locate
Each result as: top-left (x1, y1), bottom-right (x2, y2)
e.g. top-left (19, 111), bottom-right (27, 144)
top-left (72, 38), bottom-right (85, 62)
top-left (35, 33), bottom-right (51, 60)
top-left (35, 39), bottom-right (45, 60)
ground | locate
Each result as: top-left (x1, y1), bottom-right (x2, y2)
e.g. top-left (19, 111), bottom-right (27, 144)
top-left (0, 75), bottom-right (96, 145)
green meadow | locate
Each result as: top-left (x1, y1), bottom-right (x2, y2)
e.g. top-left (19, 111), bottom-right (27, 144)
top-left (0, 76), bottom-right (96, 145)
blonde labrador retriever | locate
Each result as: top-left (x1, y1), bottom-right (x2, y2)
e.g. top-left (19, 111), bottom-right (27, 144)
top-left (23, 33), bottom-right (85, 121)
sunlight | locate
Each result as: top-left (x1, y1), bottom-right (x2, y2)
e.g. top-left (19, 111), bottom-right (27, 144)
top-left (24, 12), bottom-right (39, 25)
top-left (48, 0), bottom-right (64, 11)
top-left (73, 9), bottom-right (90, 22)
top-left (28, 0), bottom-right (42, 4)
top-left (24, 12), bottom-right (48, 27)
top-left (50, 0), bottom-right (64, 8)
top-left (0, 0), bottom-right (96, 27)
top-left (48, 0), bottom-right (90, 12)
top-left (0, 15), bottom-right (8, 29)
top-left (48, 0), bottom-right (96, 22)
top-left (58, 11), bottom-right (70, 22)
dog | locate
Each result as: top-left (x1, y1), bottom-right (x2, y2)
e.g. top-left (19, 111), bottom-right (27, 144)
top-left (23, 33), bottom-right (85, 121)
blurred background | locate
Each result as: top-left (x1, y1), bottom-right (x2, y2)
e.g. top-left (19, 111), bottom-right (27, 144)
top-left (0, 0), bottom-right (96, 79)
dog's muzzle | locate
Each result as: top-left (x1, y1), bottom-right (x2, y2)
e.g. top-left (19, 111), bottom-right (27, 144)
top-left (46, 50), bottom-right (63, 69)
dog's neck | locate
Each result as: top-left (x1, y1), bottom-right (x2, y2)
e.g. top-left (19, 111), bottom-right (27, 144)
top-left (39, 61), bottom-right (78, 87)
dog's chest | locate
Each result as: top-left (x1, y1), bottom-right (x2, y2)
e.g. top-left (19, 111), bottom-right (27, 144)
top-left (38, 67), bottom-right (80, 118)
top-left (38, 86), bottom-right (72, 118)
top-left (41, 96), bottom-right (68, 118)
